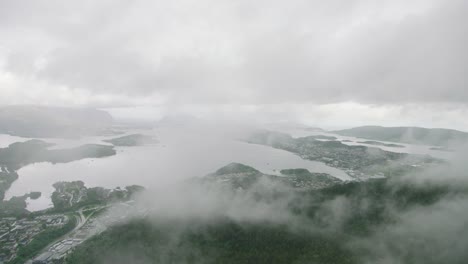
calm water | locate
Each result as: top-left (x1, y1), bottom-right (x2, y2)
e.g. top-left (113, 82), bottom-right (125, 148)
top-left (4, 128), bottom-right (351, 211)
top-left (0, 134), bottom-right (31, 148)
top-left (3, 127), bottom-right (457, 211)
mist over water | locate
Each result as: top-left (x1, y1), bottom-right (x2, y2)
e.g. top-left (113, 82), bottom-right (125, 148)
top-left (79, 140), bottom-right (468, 264)
top-left (5, 126), bottom-right (351, 211)
top-left (1, 0), bottom-right (467, 262)
top-left (2, 117), bottom-right (468, 264)
top-left (5, 124), bottom-right (460, 211)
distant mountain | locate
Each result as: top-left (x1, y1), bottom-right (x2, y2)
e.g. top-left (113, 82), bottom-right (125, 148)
top-left (0, 105), bottom-right (114, 138)
top-left (333, 126), bottom-right (468, 146)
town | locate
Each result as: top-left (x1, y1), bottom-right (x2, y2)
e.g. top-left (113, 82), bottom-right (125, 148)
top-left (0, 214), bottom-right (70, 263)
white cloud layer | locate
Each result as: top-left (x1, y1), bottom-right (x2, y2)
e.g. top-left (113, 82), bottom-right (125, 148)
top-left (0, 0), bottom-right (467, 128)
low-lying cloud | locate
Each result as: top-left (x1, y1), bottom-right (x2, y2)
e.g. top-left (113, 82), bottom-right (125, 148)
top-left (1, 0), bottom-right (467, 107)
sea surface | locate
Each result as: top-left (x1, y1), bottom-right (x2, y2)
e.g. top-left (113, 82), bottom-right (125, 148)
top-left (3, 128), bottom-right (352, 211)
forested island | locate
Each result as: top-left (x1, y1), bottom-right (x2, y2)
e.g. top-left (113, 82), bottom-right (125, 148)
top-left (246, 130), bottom-right (440, 179)
top-left (103, 134), bottom-right (158, 146)
top-left (334, 126), bottom-right (468, 147)
top-left (0, 140), bottom-right (117, 218)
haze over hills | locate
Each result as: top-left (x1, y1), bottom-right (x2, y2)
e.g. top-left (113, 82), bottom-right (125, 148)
top-left (0, 116), bottom-right (467, 264)
top-left (333, 126), bottom-right (468, 147)
top-left (247, 130), bottom-right (439, 180)
top-left (0, 105), bottom-right (115, 138)
top-left (65, 161), bottom-right (468, 264)
top-left (1, 0), bottom-right (468, 262)
top-left (196, 162), bottom-right (341, 190)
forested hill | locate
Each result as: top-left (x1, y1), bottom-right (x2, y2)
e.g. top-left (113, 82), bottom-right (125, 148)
top-left (66, 175), bottom-right (468, 264)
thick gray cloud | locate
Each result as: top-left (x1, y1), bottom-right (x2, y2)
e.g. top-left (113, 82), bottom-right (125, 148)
top-left (0, 0), bottom-right (466, 106)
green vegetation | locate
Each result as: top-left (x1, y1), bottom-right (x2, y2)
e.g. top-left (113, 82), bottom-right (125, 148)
top-left (0, 192), bottom-right (41, 217)
top-left (200, 164), bottom-right (263, 190)
top-left (50, 181), bottom-right (144, 212)
top-left (9, 215), bottom-right (77, 264)
top-left (334, 126), bottom-right (468, 146)
top-left (198, 163), bottom-right (343, 190)
top-left (0, 169), bottom-right (18, 200)
top-left (0, 195), bottom-right (28, 217)
top-left (214, 163), bottom-right (260, 175)
top-left (66, 176), bottom-right (466, 264)
top-left (28, 192), bottom-right (41, 200)
top-left (280, 168), bottom-right (341, 188)
top-left (307, 135), bottom-right (337, 140)
top-left (103, 134), bottom-right (158, 146)
top-left (247, 131), bottom-right (439, 179)
top-left (0, 140), bottom-right (116, 218)
top-left (46, 144), bottom-right (116, 164)
top-left (66, 219), bottom-right (356, 264)
top-left (0, 140), bottom-right (116, 171)
top-left (0, 140), bottom-right (53, 171)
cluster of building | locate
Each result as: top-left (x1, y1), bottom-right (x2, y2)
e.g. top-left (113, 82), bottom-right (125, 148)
top-left (0, 215), bottom-right (68, 263)
top-left (29, 238), bottom-right (82, 264)
top-left (29, 207), bottom-right (117, 263)
top-left (2, 201), bottom-right (138, 264)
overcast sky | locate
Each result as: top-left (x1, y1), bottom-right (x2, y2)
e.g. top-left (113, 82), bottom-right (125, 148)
top-left (0, 0), bottom-right (467, 129)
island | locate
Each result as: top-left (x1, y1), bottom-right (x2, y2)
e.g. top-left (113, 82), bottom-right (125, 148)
top-left (103, 134), bottom-right (158, 146)
top-left (0, 139), bottom-right (117, 222)
top-left (246, 130), bottom-right (440, 179)
top-left (333, 126), bottom-right (468, 146)
top-left (0, 139), bottom-right (116, 171)
top-left (195, 162), bottom-right (342, 190)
